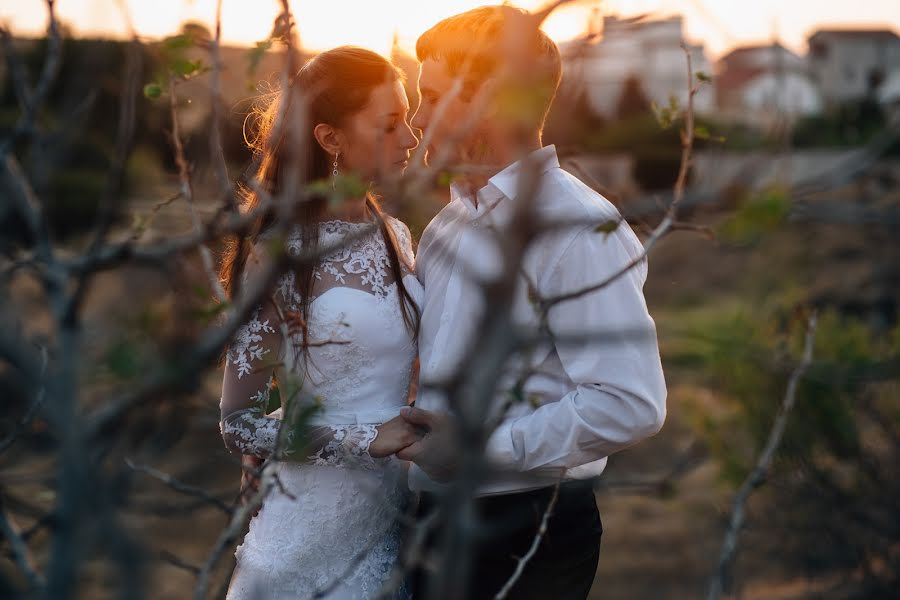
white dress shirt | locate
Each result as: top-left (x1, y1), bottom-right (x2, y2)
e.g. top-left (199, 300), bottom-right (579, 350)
top-left (409, 145), bottom-right (667, 495)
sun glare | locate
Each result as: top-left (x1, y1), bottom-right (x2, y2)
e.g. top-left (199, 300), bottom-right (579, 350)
top-left (1, 0), bottom-right (899, 59)
top-left (0, 0), bottom-right (598, 56)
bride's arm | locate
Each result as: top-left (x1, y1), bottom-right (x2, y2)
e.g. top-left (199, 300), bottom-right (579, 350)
top-left (219, 292), bottom-right (288, 460)
top-left (219, 244), bottom-right (421, 465)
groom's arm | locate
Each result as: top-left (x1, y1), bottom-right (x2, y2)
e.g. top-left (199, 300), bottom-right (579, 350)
top-left (483, 222), bottom-right (667, 474)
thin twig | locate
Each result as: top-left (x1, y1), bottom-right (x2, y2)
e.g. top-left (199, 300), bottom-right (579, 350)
top-left (192, 458), bottom-right (280, 600)
top-left (168, 74), bottom-right (228, 302)
top-left (0, 0), bottom-right (62, 157)
top-left (208, 0), bottom-right (237, 215)
top-left (0, 497), bottom-right (44, 590)
top-left (124, 458), bottom-right (234, 516)
top-left (159, 549), bottom-right (202, 575)
top-left (0, 344), bottom-right (48, 453)
top-left (706, 311), bottom-right (819, 600)
top-left (494, 482), bottom-right (560, 599)
top-left (540, 42), bottom-right (700, 310)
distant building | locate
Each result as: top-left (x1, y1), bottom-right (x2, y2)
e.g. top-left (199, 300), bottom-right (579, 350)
top-left (715, 44), bottom-right (822, 126)
top-left (807, 29), bottom-right (900, 106)
top-left (560, 14), bottom-right (714, 119)
top-left (878, 68), bottom-right (900, 120)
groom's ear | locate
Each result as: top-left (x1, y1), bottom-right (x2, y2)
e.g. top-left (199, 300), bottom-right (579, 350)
top-left (312, 123), bottom-right (342, 156)
top-left (471, 76), bottom-right (500, 118)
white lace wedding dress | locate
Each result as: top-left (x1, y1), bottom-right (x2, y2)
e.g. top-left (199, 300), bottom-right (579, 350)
top-left (219, 218), bottom-right (421, 600)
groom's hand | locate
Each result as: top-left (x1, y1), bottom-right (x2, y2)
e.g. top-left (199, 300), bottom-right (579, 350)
top-left (395, 407), bottom-right (458, 483)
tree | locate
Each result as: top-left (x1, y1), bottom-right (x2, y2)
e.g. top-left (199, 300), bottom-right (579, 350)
top-left (615, 74), bottom-right (651, 120)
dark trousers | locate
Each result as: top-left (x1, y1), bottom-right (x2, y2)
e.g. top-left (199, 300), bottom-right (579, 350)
top-left (410, 480), bottom-right (602, 600)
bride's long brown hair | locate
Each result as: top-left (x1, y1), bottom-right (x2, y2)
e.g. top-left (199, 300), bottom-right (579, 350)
top-left (219, 47), bottom-right (420, 350)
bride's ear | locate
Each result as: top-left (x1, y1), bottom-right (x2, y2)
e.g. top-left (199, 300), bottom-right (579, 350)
top-left (313, 123), bottom-right (342, 156)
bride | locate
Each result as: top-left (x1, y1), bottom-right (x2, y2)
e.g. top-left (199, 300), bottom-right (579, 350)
top-left (217, 46), bottom-right (421, 599)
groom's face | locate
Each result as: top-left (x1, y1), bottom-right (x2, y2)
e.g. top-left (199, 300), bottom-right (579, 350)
top-left (411, 58), bottom-right (474, 167)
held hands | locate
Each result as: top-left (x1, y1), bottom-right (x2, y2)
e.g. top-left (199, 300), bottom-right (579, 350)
top-left (395, 406), bottom-right (459, 483)
top-left (368, 414), bottom-right (426, 458)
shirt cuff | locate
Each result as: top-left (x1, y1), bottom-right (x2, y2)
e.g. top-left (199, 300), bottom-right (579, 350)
top-left (483, 419), bottom-right (519, 470)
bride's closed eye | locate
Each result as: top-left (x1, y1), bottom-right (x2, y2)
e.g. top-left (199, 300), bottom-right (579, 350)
top-left (383, 114), bottom-right (404, 134)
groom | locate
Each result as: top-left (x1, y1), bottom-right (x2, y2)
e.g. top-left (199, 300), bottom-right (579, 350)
top-left (397, 6), bottom-right (667, 599)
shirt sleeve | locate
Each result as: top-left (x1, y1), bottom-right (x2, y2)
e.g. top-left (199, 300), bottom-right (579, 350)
top-left (484, 223), bottom-right (667, 474)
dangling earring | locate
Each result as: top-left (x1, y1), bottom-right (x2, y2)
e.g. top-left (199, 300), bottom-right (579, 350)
top-left (332, 152), bottom-right (340, 190)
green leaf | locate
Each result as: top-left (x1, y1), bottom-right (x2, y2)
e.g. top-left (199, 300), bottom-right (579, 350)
top-left (437, 171), bottom-right (456, 187)
top-left (718, 188), bottom-right (791, 243)
top-left (172, 58), bottom-right (203, 77)
top-left (333, 173), bottom-right (369, 200)
top-left (668, 95), bottom-right (680, 112)
top-left (106, 340), bottom-right (141, 379)
top-left (188, 297), bottom-right (231, 323)
top-left (247, 39), bottom-right (273, 74)
top-left (307, 180), bottom-right (331, 197)
top-left (694, 125), bottom-right (710, 140)
top-left (163, 34), bottom-right (193, 50)
top-left (594, 219), bottom-right (620, 235)
top-left (506, 387), bottom-right (523, 405)
top-left (130, 211), bottom-right (148, 233)
top-left (266, 379), bottom-right (281, 414)
top-left (143, 83), bottom-right (162, 99)
top-left (651, 98), bottom-right (679, 130)
top-left (696, 71), bottom-right (712, 83)
top-left (191, 284), bottom-right (211, 300)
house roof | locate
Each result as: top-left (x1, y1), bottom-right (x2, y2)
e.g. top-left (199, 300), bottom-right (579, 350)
top-left (808, 29), bottom-right (899, 42)
top-left (720, 42), bottom-right (789, 60)
top-left (715, 66), bottom-right (767, 93)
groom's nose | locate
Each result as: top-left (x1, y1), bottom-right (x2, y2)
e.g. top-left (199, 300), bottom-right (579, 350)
top-left (401, 122), bottom-right (419, 151)
top-left (410, 106), bottom-right (427, 136)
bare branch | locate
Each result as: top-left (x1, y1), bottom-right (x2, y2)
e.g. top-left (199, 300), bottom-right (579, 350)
top-left (0, 0), bottom-right (63, 157)
top-left (707, 311), bottom-right (819, 600)
top-left (124, 458), bottom-right (235, 516)
top-left (207, 0), bottom-right (238, 215)
top-left (3, 153), bottom-right (54, 263)
top-left (0, 344), bottom-right (48, 454)
top-left (494, 482), bottom-right (560, 599)
top-left (540, 43), bottom-right (700, 310)
top-left (0, 497), bottom-right (44, 590)
top-left (168, 73), bottom-right (228, 302)
top-left (158, 549), bottom-right (201, 575)
top-left (192, 458), bottom-right (281, 600)
top-left (375, 509), bottom-right (440, 599)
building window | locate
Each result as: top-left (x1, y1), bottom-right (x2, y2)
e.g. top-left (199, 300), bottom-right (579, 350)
top-left (810, 42), bottom-right (829, 59)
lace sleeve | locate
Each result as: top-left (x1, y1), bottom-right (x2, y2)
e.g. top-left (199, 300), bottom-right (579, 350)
top-left (219, 295), bottom-right (289, 459)
top-left (218, 242), bottom-right (385, 467)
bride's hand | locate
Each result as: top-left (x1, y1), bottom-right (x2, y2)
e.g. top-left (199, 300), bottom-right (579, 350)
top-left (369, 415), bottom-right (425, 458)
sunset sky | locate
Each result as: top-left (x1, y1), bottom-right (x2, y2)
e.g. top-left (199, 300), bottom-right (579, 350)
top-left (2, 0), bottom-right (899, 59)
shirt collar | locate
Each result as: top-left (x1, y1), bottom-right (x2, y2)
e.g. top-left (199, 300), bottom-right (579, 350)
top-left (449, 145), bottom-right (560, 224)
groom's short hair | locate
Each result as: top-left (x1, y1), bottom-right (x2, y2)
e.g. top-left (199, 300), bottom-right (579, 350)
top-left (416, 5), bottom-right (563, 129)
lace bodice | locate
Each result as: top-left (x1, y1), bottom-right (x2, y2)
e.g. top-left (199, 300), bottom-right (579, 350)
top-left (219, 217), bottom-right (420, 469)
